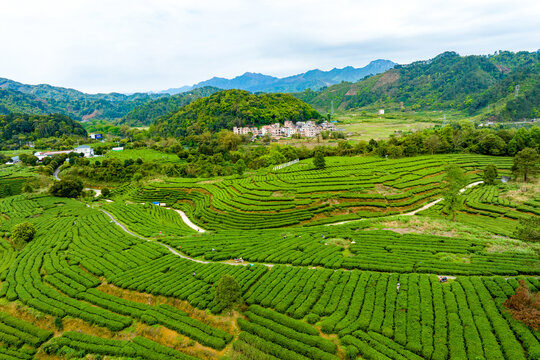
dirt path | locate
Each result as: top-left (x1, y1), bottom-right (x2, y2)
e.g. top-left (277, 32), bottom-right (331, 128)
top-left (327, 180), bottom-right (484, 226)
top-left (169, 209), bottom-right (206, 233)
top-left (100, 209), bottom-right (270, 268)
top-left (53, 168), bottom-right (61, 180)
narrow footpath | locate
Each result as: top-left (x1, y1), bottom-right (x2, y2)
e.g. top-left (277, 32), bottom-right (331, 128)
top-left (100, 209), bottom-right (270, 267)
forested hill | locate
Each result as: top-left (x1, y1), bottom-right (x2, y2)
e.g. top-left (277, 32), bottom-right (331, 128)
top-left (122, 86), bottom-right (221, 126)
top-left (295, 50), bottom-right (540, 120)
top-left (0, 113), bottom-right (87, 142)
top-left (0, 78), bottom-right (164, 121)
top-left (150, 89), bottom-right (321, 137)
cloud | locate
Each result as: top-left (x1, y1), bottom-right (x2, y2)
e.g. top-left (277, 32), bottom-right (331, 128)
top-left (1, 0), bottom-right (539, 93)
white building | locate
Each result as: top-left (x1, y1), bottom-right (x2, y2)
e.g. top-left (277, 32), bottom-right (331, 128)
top-left (378, 109), bottom-right (385, 115)
top-left (74, 145), bottom-right (94, 158)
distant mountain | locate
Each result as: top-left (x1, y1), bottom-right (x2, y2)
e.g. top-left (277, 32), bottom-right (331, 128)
top-left (122, 86), bottom-right (222, 126)
top-left (294, 50), bottom-right (540, 121)
top-left (161, 59), bottom-right (396, 94)
top-left (151, 89), bottom-right (321, 138)
top-left (0, 78), bottom-right (164, 121)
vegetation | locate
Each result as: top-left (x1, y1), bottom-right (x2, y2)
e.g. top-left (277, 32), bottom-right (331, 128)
top-left (49, 179), bottom-right (84, 198)
top-left (0, 113), bottom-right (87, 149)
top-left (295, 51), bottom-right (540, 121)
top-left (483, 164), bottom-right (499, 185)
top-left (512, 147), bottom-right (539, 182)
top-left (503, 280), bottom-right (540, 330)
top-left (215, 274), bottom-right (243, 313)
top-left (442, 164), bottom-right (466, 221)
top-left (151, 89), bottom-right (321, 137)
top-left (11, 222), bottom-right (36, 250)
top-left (313, 150), bottom-right (326, 169)
top-left (0, 78), bottom-right (164, 121)
top-left (122, 86), bottom-right (221, 126)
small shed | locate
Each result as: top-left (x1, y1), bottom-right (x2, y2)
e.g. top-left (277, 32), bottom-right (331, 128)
top-left (500, 176), bottom-right (511, 183)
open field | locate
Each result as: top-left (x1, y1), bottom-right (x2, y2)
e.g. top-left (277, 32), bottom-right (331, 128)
top-left (330, 109), bottom-right (467, 141)
top-left (90, 148), bottom-right (184, 164)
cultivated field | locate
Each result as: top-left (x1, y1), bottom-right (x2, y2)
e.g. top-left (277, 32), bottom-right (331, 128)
top-left (0, 153), bottom-right (538, 360)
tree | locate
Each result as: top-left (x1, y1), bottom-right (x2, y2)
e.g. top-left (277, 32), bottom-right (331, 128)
top-left (214, 274), bottom-right (242, 313)
top-left (313, 151), bottom-right (326, 169)
top-left (234, 159), bottom-right (247, 176)
top-left (49, 179), bottom-right (83, 198)
top-left (424, 134), bottom-right (441, 155)
top-left (442, 164), bottom-right (466, 221)
top-left (22, 183), bottom-right (33, 193)
top-left (512, 147), bottom-right (539, 182)
top-left (12, 222), bottom-right (36, 249)
top-left (503, 280), bottom-right (540, 330)
top-left (483, 164), bottom-right (498, 185)
top-left (101, 187), bottom-right (111, 198)
top-left (514, 216), bottom-right (540, 242)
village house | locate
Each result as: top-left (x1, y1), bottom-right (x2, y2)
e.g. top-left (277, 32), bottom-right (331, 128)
top-left (233, 120), bottom-right (333, 139)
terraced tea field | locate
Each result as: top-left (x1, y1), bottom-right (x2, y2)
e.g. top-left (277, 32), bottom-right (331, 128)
top-left (117, 154), bottom-right (514, 230)
top-left (0, 152), bottom-right (538, 360)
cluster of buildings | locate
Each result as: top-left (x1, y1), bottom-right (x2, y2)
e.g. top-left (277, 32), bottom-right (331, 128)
top-left (34, 145), bottom-right (95, 161)
top-left (233, 121), bottom-right (337, 139)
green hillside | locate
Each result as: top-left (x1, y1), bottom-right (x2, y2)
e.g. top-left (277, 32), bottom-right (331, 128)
top-left (0, 113), bottom-right (87, 145)
top-left (122, 86), bottom-right (221, 126)
top-left (151, 89), bottom-right (321, 137)
top-left (296, 51), bottom-right (540, 120)
top-left (0, 78), bottom-right (164, 121)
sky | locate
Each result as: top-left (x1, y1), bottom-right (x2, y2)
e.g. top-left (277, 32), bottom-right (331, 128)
top-left (1, 0), bottom-right (539, 94)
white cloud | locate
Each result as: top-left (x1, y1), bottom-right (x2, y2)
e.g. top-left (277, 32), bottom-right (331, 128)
top-left (1, 0), bottom-right (539, 93)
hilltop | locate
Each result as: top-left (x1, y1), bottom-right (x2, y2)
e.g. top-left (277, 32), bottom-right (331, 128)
top-left (295, 50), bottom-right (540, 121)
top-left (0, 113), bottom-right (87, 148)
top-left (150, 89), bottom-right (321, 137)
top-left (162, 59), bottom-right (396, 94)
top-left (0, 78), bottom-right (164, 121)
top-left (122, 87), bottom-right (222, 126)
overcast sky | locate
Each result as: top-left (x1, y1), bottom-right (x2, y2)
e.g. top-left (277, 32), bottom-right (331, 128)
top-left (1, 0), bottom-right (539, 93)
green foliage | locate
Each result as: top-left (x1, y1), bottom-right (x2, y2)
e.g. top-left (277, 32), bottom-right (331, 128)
top-left (512, 147), bottom-right (539, 182)
top-left (296, 51), bottom-right (540, 119)
top-left (514, 216), bottom-right (540, 242)
top-left (101, 187), bottom-right (110, 198)
top-left (0, 78), bottom-right (164, 121)
top-left (49, 179), bottom-right (84, 198)
top-left (151, 89), bottom-right (321, 137)
top-left (313, 151), bottom-right (326, 169)
top-left (122, 87), bottom-right (221, 126)
top-left (0, 113), bottom-right (87, 146)
top-left (442, 164), bottom-right (466, 221)
top-left (11, 222), bottom-right (36, 249)
top-left (483, 164), bottom-right (499, 185)
top-left (235, 159), bottom-right (247, 175)
top-left (215, 274), bottom-right (242, 312)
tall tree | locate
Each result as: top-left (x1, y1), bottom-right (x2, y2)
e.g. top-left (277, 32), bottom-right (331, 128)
top-left (442, 164), bottom-right (466, 221)
top-left (483, 164), bottom-right (498, 185)
top-left (313, 151), bottom-right (326, 169)
top-left (214, 274), bottom-right (242, 313)
top-left (512, 147), bottom-right (539, 182)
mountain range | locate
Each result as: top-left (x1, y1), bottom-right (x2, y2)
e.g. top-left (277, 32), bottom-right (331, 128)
top-left (161, 59), bottom-right (396, 94)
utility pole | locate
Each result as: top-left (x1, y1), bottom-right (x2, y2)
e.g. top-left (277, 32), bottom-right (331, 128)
top-left (515, 85), bottom-right (520, 99)
top-left (330, 100), bottom-right (334, 116)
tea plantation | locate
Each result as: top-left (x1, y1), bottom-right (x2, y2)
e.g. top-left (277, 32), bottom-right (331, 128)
top-left (0, 153), bottom-right (538, 360)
